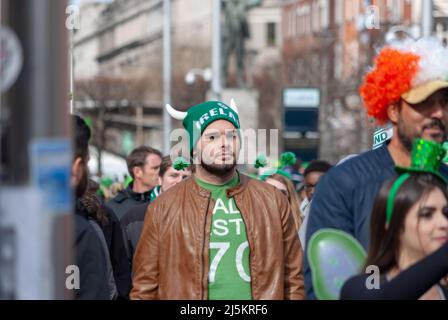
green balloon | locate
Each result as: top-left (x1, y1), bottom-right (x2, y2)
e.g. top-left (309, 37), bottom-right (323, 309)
top-left (307, 229), bottom-right (367, 300)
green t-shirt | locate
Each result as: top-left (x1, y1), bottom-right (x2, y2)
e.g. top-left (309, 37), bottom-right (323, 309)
top-left (195, 174), bottom-right (252, 300)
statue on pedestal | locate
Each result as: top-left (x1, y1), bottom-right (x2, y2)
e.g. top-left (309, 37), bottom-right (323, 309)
top-left (221, 0), bottom-right (261, 88)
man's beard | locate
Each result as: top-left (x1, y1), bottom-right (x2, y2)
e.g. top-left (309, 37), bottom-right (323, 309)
top-left (397, 117), bottom-right (447, 153)
top-left (200, 160), bottom-right (237, 176)
top-left (397, 121), bottom-right (414, 154)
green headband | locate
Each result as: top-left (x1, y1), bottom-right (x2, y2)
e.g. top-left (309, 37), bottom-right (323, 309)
top-left (259, 168), bottom-right (292, 181)
top-left (386, 173), bottom-right (410, 224)
top-left (255, 153), bottom-right (296, 181)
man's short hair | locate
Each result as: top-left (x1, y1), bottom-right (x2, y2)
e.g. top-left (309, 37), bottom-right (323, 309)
top-left (126, 146), bottom-right (162, 179)
top-left (159, 156), bottom-right (191, 178)
top-left (159, 156), bottom-right (173, 178)
top-left (304, 160), bottom-right (333, 177)
top-left (72, 114), bottom-right (91, 161)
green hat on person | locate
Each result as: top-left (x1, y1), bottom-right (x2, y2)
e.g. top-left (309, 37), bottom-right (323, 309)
top-left (387, 139), bottom-right (447, 224)
top-left (165, 100), bottom-right (241, 155)
top-left (443, 141), bottom-right (448, 163)
top-left (395, 139), bottom-right (446, 182)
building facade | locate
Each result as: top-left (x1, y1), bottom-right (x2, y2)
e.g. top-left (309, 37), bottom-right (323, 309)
top-left (280, 0), bottom-right (445, 163)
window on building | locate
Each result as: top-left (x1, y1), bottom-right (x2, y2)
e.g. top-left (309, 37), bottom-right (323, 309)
top-left (267, 22), bottom-right (276, 47)
top-left (296, 7), bottom-right (302, 36)
top-left (304, 4), bottom-right (311, 34)
top-left (290, 10), bottom-right (295, 38)
top-left (334, 43), bottom-right (343, 79)
top-left (335, 0), bottom-right (344, 25)
top-left (320, 0), bottom-right (329, 29)
top-left (386, 0), bottom-right (402, 22)
top-left (312, 1), bottom-right (319, 32)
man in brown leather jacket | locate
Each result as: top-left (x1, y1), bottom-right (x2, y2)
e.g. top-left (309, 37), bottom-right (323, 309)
top-left (131, 100), bottom-right (304, 300)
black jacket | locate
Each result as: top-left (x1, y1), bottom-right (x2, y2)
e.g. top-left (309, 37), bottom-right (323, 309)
top-left (74, 201), bottom-right (110, 300)
top-left (106, 184), bottom-right (152, 220)
top-left (101, 206), bottom-right (132, 299)
top-left (80, 187), bottom-right (132, 299)
top-left (120, 203), bottom-right (149, 265)
top-left (341, 243), bottom-right (448, 300)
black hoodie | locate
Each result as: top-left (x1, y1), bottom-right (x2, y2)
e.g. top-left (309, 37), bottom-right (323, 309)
top-left (106, 184), bottom-right (152, 220)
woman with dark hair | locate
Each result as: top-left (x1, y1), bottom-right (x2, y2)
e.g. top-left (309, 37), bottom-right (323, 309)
top-left (80, 179), bottom-right (132, 299)
top-left (72, 114), bottom-right (110, 299)
top-left (341, 140), bottom-right (448, 300)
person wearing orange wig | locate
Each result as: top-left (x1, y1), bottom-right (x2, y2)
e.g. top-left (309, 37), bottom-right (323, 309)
top-left (303, 37), bottom-right (448, 299)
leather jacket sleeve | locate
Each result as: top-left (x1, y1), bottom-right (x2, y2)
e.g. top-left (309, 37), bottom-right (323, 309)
top-left (276, 190), bottom-right (306, 300)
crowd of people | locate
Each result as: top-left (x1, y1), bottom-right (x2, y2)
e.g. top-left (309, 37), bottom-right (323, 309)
top-left (70, 37), bottom-right (448, 300)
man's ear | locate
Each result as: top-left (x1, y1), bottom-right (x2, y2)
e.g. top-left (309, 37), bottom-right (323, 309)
top-left (71, 157), bottom-right (83, 186)
top-left (133, 166), bottom-right (142, 180)
top-left (387, 101), bottom-right (401, 124)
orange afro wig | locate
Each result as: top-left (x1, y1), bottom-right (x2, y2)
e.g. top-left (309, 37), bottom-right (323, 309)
top-left (360, 48), bottom-right (420, 124)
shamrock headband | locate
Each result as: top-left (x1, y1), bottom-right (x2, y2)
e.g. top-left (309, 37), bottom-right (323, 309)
top-left (257, 152), bottom-right (297, 181)
top-left (172, 156), bottom-right (190, 171)
top-left (386, 139), bottom-right (446, 224)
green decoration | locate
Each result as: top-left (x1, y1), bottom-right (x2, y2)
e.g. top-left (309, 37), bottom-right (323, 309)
top-left (173, 157), bottom-right (190, 171)
top-left (254, 154), bottom-right (267, 169)
top-left (308, 229), bottom-right (367, 300)
top-left (280, 152), bottom-right (297, 167)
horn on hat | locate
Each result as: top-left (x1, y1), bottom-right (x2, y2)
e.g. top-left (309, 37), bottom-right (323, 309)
top-left (165, 104), bottom-right (187, 120)
top-left (229, 98), bottom-right (239, 114)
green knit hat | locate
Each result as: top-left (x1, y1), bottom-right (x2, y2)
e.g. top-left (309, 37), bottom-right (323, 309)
top-left (166, 100), bottom-right (241, 154)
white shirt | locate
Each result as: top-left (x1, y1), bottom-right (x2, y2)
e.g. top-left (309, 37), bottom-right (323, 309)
top-left (299, 197), bottom-right (311, 249)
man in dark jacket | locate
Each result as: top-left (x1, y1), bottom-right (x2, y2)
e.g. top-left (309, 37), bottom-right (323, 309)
top-left (72, 114), bottom-right (109, 300)
top-left (106, 146), bottom-right (162, 220)
top-left (121, 156), bottom-right (192, 265)
top-left (304, 38), bottom-right (448, 299)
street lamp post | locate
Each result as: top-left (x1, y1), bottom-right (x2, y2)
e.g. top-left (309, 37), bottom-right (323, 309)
top-left (163, 0), bottom-right (172, 155)
top-left (422, 0), bottom-right (433, 38)
top-left (211, 0), bottom-right (222, 101)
